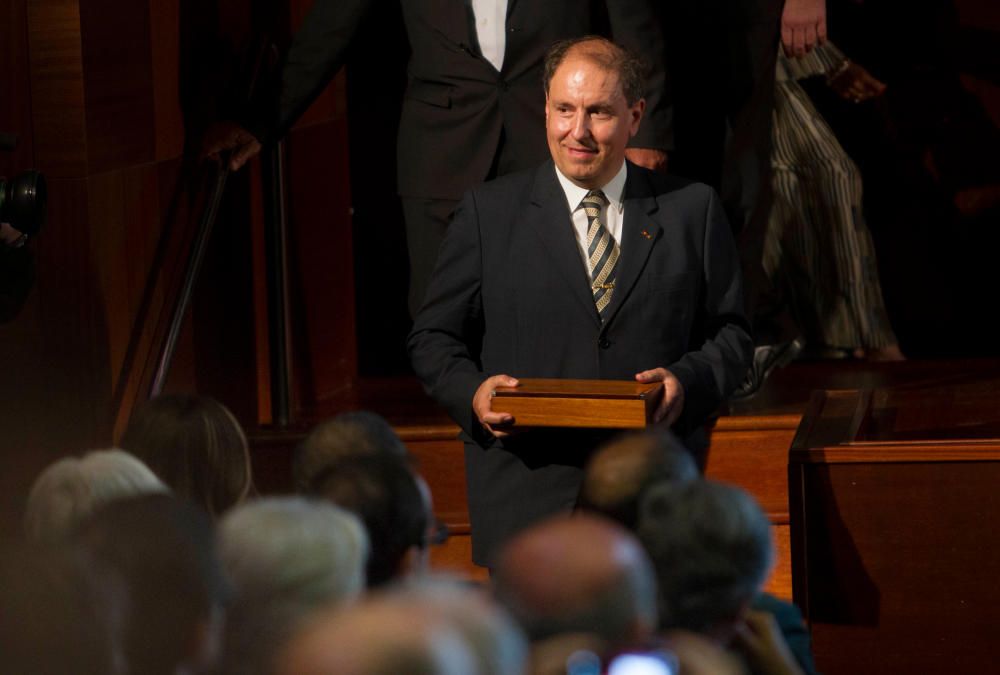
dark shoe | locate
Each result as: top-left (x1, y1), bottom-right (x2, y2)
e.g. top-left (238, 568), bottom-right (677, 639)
top-left (731, 338), bottom-right (804, 400)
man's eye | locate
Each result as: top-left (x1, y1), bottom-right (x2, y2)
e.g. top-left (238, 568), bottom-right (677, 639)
top-left (592, 111), bottom-right (612, 120)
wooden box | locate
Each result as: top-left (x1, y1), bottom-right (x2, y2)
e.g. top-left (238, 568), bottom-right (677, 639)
top-left (491, 378), bottom-right (662, 429)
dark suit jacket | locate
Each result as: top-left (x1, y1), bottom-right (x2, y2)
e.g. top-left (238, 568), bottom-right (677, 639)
top-left (408, 160), bottom-right (753, 563)
top-left (259, 0), bottom-right (671, 201)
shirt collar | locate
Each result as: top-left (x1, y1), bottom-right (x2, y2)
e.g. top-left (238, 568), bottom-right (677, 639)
top-left (554, 160), bottom-right (628, 214)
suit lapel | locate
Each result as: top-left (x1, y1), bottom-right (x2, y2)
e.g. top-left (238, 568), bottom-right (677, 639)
top-left (528, 163), bottom-right (603, 328)
top-left (601, 163), bottom-right (662, 329)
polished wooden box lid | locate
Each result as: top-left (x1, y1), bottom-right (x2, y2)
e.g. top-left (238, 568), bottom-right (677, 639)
top-left (491, 378), bottom-right (662, 429)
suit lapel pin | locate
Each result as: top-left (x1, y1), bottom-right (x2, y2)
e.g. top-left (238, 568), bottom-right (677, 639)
top-left (641, 229), bottom-right (653, 240)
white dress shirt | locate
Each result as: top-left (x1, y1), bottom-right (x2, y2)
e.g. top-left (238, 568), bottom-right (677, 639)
top-left (467, 0), bottom-right (508, 71)
top-left (554, 161), bottom-right (628, 282)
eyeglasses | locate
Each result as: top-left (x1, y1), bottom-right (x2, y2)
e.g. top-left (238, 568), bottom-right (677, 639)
top-left (426, 518), bottom-right (450, 547)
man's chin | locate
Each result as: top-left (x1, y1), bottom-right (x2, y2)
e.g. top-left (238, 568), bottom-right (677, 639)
top-left (557, 162), bottom-right (600, 186)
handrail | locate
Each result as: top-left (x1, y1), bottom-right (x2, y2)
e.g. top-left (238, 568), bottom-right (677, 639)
top-left (112, 38), bottom-right (291, 439)
top-left (149, 165), bottom-right (229, 397)
top-left (261, 139), bottom-right (292, 426)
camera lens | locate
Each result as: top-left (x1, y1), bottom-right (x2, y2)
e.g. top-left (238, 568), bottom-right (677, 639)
top-left (0, 170), bottom-right (47, 237)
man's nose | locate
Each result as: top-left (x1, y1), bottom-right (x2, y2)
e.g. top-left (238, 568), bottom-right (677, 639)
top-left (570, 110), bottom-right (590, 139)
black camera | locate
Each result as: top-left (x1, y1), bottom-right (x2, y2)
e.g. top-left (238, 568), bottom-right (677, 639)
top-left (1, 132), bottom-right (47, 244)
top-left (0, 169), bottom-right (47, 240)
top-left (1, 133), bottom-right (44, 322)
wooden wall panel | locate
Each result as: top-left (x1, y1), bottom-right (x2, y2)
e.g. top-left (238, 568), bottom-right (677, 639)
top-left (1, 0), bottom-right (34, 172)
top-left (78, 0), bottom-right (156, 172)
top-left (25, 0), bottom-right (88, 176)
top-left (284, 110), bottom-right (358, 415)
top-left (149, 0), bottom-right (183, 160)
top-left (35, 177), bottom-right (112, 440)
top-left (87, 164), bottom-right (165, 385)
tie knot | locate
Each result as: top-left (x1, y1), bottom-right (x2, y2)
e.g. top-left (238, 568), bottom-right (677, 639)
top-left (580, 190), bottom-right (608, 210)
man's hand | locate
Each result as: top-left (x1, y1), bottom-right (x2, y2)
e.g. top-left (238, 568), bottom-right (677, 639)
top-left (781, 0), bottom-right (827, 58)
top-left (634, 368), bottom-right (684, 426)
top-left (472, 374), bottom-right (520, 438)
top-left (624, 147), bottom-right (668, 173)
top-left (733, 609), bottom-right (806, 675)
top-left (829, 62), bottom-right (886, 103)
top-left (201, 122), bottom-right (263, 172)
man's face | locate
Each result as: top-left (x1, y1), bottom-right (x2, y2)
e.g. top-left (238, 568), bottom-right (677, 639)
top-left (546, 54), bottom-right (644, 189)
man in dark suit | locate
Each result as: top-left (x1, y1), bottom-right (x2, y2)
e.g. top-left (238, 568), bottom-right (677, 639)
top-left (205, 0), bottom-right (671, 314)
top-left (408, 37), bottom-right (752, 566)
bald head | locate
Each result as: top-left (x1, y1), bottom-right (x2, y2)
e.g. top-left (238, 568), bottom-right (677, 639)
top-left (579, 430), bottom-right (698, 530)
top-left (276, 597), bottom-right (476, 675)
top-left (493, 514), bottom-right (657, 647)
top-left (543, 36), bottom-right (645, 106)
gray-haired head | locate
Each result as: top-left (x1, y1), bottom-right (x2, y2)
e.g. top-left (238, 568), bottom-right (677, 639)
top-left (637, 480), bottom-right (773, 637)
top-left (293, 411), bottom-right (410, 492)
top-left (217, 497), bottom-right (368, 675)
top-left (393, 577), bottom-right (528, 675)
top-left (25, 449), bottom-right (168, 543)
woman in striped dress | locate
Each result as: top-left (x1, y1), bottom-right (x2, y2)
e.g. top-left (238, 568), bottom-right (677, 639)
top-left (766, 42), bottom-right (904, 360)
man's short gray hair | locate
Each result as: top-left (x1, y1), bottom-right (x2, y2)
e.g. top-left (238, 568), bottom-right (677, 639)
top-left (637, 480), bottom-right (773, 634)
top-left (394, 577), bottom-right (529, 675)
top-left (25, 448), bottom-right (168, 543)
top-left (218, 497), bottom-right (368, 675)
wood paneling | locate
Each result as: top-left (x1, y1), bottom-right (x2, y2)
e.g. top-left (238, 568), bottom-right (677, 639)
top-left (1, 0), bottom-right (34, 172)
top-left (25, 0), bottom-right (87, 176)
top-left (284, 113), bottom-right (357, 414)
top-left (88, 163), bottom-right (166, 383)
top-left (149, 0), bottom-right (183, 160)
top-left (78, 0), bottom-right (156, 172)
top-left (797, 462), bottom-right (1000, 674)
top-left (790, 372), bottom-right (1000, 673)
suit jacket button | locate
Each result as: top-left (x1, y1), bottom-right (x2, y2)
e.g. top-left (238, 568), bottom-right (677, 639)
top-left (498, 79), bottom-right (508, 91)
top-left (598, 337), bottom-right (611, 349)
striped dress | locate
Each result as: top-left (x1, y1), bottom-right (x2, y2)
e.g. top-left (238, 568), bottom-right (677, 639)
top-left (766, 43), bottom-right (897, 351)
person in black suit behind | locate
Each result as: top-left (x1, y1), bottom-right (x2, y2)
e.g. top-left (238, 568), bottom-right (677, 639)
top-left (408, 37), bottom-right (752, 566)
top-left (205, 0), bottom-right (672, 314)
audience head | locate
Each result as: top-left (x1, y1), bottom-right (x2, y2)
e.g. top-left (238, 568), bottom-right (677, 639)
top-left (394, 577), bottom-right (529, 675)
top-left (294, 411), bottom-right (410, 491)
top-left (120, 393), bottom-right (252, 516)
top-left (493, 514), bottom-right (658, 649)
top-left (309, 453), bottom-right (431, 587)
top-left (579, 429), bottom-right (698, 530)
top-left (218, 497), bottom-right (369, 675)
top-left (24, 448), bottom-right (168, 543)
top-left (276, 594), bottom-right (477, 675)
top-left (0, 543), bottom-right (126, 675)
top-left (74, 493), bottom-right (229, 675)
top-left (637, 480), bottom-right (773, 641)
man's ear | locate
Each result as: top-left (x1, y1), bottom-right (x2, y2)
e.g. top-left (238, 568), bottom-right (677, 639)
top-left (629, 98), bottom-right (646, 137)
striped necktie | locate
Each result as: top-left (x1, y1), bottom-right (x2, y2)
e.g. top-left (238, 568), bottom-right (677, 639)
top-left (579, 190), bottom-right (619, 318)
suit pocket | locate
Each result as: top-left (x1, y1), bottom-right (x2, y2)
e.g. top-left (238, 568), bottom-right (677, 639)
top-left (405, 79), bottom-right (453, 109)
top-left (645, 270), bottom-right (698, 296)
